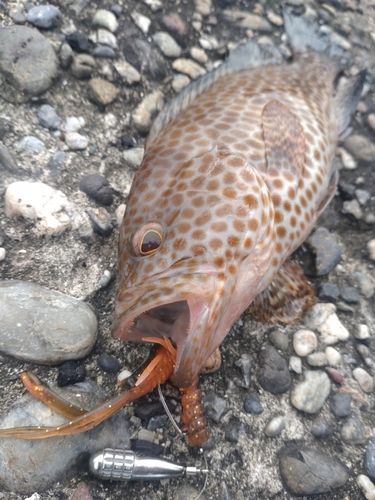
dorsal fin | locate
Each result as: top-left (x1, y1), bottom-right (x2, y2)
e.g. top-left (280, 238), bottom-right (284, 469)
top-left (147, 41), bottom-right (283, 146)
top-left (262, 100), bottom-right (305, 188)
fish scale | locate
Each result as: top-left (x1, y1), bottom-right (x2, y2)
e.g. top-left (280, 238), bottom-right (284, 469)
top-left (113, 30), bottom-right (365, 388)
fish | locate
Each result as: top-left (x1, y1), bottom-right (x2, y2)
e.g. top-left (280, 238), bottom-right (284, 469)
top-left (112, 10), bottom-right (365, 390)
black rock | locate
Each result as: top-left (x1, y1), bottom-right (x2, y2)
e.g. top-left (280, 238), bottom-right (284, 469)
top-left (87, 207), bottom-right (114, 236)
top-left (66, 31), bottom-right (90, 53)
top-left (131, 439), bottom-right (164, 456)
top-left (244, 394), bottom-right (264, 414)
top-left (148, 415), bottom-right (167, 431)
top-left (121, 135), bottom-right (137, 148)
top-left (340, 286), bottom-right (360, 304)
top-left (329, 393), bottom-right (351, 418)
top-left (0, 230), bottom-right (5, 247)
top-left (57, 360), bottom-right (86, 387)
top-left (93, 46), bottom-right (116, 59)
top-left (257, 345), bottom-right (291, 394)
top-left (79, 173), bottom-right (114, 206)
top-left (338, 182), bottom-right (356, 201)
top-left (202, 392), bottom-right (230, 423)
top-left (310, 419), bottom-right (332, 438)
top-left (317, 282), bottom-right (340, 301)
top-left (98, 353), bottom-right (121, 373)
top-left (123, 38), bottom-right (167, 81)
top-left (306, 227), bottom-right (341, 276)
top-left (110, 5), bottom-right (123, 17)
top-left (279, 446), bottom-right (349, 495)
top-left (225, 417), bottom-right (244, 443)
top-left (135, 401), bottom-right (165, 421)
top-left (365, 437), bottom-right (375, 481)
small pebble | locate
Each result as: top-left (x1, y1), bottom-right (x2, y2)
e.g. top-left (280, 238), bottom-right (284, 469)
top-left (97, 29), bottom-right (118, 49)
top-left (289, 356), bottom-right (302, 374)
top-left (66, 31), bottom-right (90, 52)
top-left (59, 43), bottom-right (73, 69)
top-left (86, 207), bottom-right (113, 236)
top-left (190, 47), bottom-right (208, 63)
top-left (92, 9), bottom-right (119, 32)
top-left (317, 282), bottom-right (340, 301)
top-left (354, 271), bottom-right (375, 298)
top-left (57, 360), bottom-right (86, 387)
top-left (26, 5), bottom-right (62, 29)
top-left (222, 9), bottom-right (272, 32)
top-left (131, 11), bottom-right (151, 35)
top-left (225, 417), bottom-right (244, 443)
top-left (336, 147), bottom-right (357, 169)
top-left (121, 136), bottom-right (137, 148)
top-left (356, 188), bottom-right (371, 205)
top-left (310, 419), bottom-right (331, 438)
top-left (265, 416), bottom-right (286, 437)
top-left (243, 394), bottom-right (263, 414)
top-left (352, 367), bottom-right (374, 393)
top-left (98, 270), bottom-right (112, 289)
top-left (367, 239), bottom-right (375, 261)
top-left (357, 475), bottom-right (375, 500)
top-left (293, 329), bottom-right (317, 357)
top-left (65, 116), bottom-right (85, 133)
top-left (325, 346), bottom-right (341, 366)
top-left (172, 58), bottom-right (206, 79)
top-left (330, 393), bottom-right (351, 418)
top-left (365, 438), bottom-right (375, 481)
top-left (202, 392), bottom-right (230, 423)
top-left (71, 54), bottom-right (96, 79)
top-left (38, 104), bottom-right (61, 130)
top-left (123, 38), bottom-right (167, 81)
top-left (116, 204), bottom-right (126, 225)
top-left (269, 330), bottom-right (289, 351)
top-left (172, 74), bottom-right (191, 92)
top-left (17, 136), bottom-right (45, 154)
top-left (326, 367), bottom-right (344, 384)
top-left (0, 145), bottom-right (18, 173)
top-left (114, 60), bottom-right (141, 84)
top-left (354, 324), bottom-right (370, 340)
top-left (66, 132), bottom-right (89, 150)
top-left (340, 286), bottom-right (360, 304)
top-left (152, 31), bottom-right (182, 58)
top-left (174, 485), bottom-right (205, 500)
top-left (110, 5), bottom-right (122, 17)
top-left (303, 303), bottom-right (349, 345)
top-left (339, 182), bottom-right (356, 201)
top-left (291, 370), bottom-right (331, 414)
top-left (78, 223), bottom-right (95, 243)
top-left (123, 147), bottom-right (144, 168)
top-left (148, 415), bottom-right (167, 431)
top-left (87, 78), bottom-right (119, 106)
top-left (306, 227), bottom-right (341, 276)
top-left (132, 90), bottom-right (164, 133)
top-left (234, 353), bottom-right (252, 388)
top-left (341, 417), bottom-right (366, 445)
top-left (98, 353), bottom-right (121, 373)
top-left (344, 134), bottom-right (375, 162)
top-left (257, 345), bottom-right (291, 394)
top-left (342, 199), bottom-right (363, 219)
top-left (307, 352), bottom-right (327, 367)
top-left (93, 46), bottom-right (116, 59)
top-left (0, 248), bottom-right (6, 261)
top-left (137, 428), bottom-right (156, 443)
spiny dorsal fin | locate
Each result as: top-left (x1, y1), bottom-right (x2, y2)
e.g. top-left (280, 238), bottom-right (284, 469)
top-left (262, 100), bottom-right (305, 187)
top-left (248, 259), bottom-right (316, 324)
top-left (147, 41), bottom-right (283, 147)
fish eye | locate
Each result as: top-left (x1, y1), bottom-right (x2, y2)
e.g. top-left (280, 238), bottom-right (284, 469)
top-left (132, 222), bottom-right (164, 257)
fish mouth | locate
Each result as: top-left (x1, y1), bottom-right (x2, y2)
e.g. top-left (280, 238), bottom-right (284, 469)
top-left (112, 274), bottom-right (216, 388)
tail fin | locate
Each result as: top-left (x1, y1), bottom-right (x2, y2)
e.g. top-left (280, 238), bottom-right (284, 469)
top-left (335, 70), bottom-right (366, 138)
top-left (283, 7), bottom-right (353, 67)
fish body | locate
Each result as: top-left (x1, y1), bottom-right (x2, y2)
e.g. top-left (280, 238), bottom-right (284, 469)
top-left (113, 21), bottom-right (364, 388)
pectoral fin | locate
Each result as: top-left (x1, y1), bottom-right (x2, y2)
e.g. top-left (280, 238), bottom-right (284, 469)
top-left (248, 259), bottom-right (316, 324)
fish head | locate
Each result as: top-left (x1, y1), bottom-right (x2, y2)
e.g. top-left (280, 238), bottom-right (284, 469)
top-left (112, 147), bottom-right (275, 387)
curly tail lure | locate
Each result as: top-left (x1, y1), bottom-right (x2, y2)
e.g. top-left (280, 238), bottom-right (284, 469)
top-left (0, 338), bottom-right (209, 447)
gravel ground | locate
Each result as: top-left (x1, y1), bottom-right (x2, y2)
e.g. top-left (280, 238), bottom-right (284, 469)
top-left (1, 0), bottom-right (375, 499)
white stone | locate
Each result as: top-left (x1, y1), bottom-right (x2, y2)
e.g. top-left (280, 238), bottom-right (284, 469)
top-left (293, 329), bottom-right (317, 357)
top-left (194, 0), bottom-right (211, 16)
top-left (97, 28), bottom-right (118, 49)
top-left (152, 31), bottom-right (181, 58)
top-left (367, 239), bottom-right (375, 261)
top-left (342, 199), bottom-right (363, 219)
top-left (355, 324), bottom-right (370, 340)
top-left (114, 60), bottom-right (141, 84)
top-left (65, 132), bottom-right (89, 150)
top-left (189, 46), bottom-right (208, 63)
top-left (117, 369), bottom-right (132, 382)
top-left (353, 367), bottom-right (374, 393)
top-left (132, 90), bottom-right (164, 133)
top-left (116, 204), bottom-right (126, 225)
top-left (303, 303), bottom-right (349, 345)
top-left (172, 58), bottom-right (206, 79)
top-left (172, 74), bottom-right (190, 93)
top-left (325, 346), bottom-right (341, 366)
top-left (265, 416), bottom-right (286, 437)
top-left (5, 181), bottom-right (71, 237)
top-left (92, 9), bottom-right (118, 32)
top-left (138, 428), bottom-right (156, 442)
top-left (199, 35), bottom-right (219, 50)
top-left (291, 371), bottom-right (331, 414)
top-left (142, 0), bottom-right (162, 11)
top-left (357, 475), bottom-right (375, 500)
top-left (131, 11), bottom-right (151, 35)
top-left (267, 10), bottom-right (283, 26)
top-left (336, 147), bottom-right (357, 170)
top-left (123, 147), bottom-right (144, 168)
top-left (0, 248), bottom-right (5, 261)
top-left (289, 356), bottom-right (302, 374)
top-left (65, 116), bottom-right (84, 133)
top-left (307, 352), bottom-right (327, 367)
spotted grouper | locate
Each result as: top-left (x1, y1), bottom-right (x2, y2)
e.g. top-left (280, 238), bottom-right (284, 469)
top-left (112, 11), bottom-right (365, 389)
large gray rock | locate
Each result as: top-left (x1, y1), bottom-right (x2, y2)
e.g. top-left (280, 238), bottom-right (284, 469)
top-left (0, 281), bottom-right (97, 364)
top-left (0, 26), bottom-right (58, 103)
top-left (0, 381), bottom-right (130, 494)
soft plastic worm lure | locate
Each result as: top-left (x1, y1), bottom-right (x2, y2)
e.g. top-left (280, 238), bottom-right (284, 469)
top-left (0, 338), bottom-right (210, 447)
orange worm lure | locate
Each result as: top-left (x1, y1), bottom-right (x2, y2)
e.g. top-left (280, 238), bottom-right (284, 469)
top-left (0, 338), bottom-right (210, 446)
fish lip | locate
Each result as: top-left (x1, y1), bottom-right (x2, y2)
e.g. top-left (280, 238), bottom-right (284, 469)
top-left (112, 274), bottom-right (216, 387)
